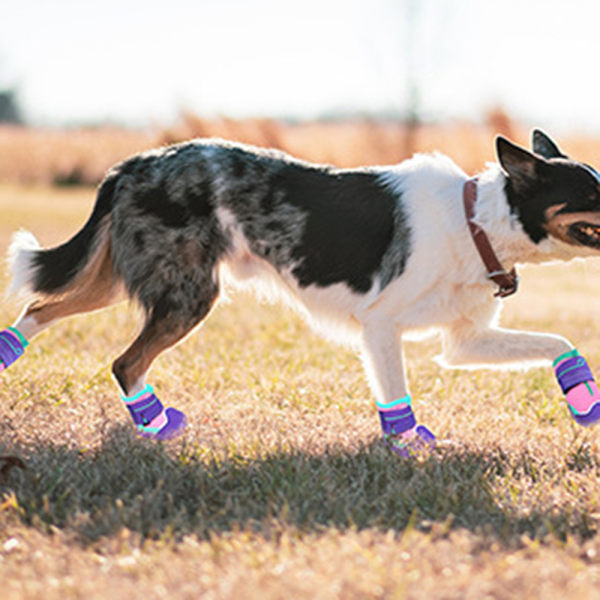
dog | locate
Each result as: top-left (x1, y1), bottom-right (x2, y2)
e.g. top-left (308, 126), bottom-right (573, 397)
top-left (2, 129), bottom-right (600, 453)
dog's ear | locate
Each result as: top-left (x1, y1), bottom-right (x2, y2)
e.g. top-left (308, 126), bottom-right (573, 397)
top-left (531, 129), bottom-right (566, 159)
top-left (496, 136), bottom-right (543, 187)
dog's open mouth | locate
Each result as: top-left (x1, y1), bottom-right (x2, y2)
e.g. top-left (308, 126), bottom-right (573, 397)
top-left (568, 222), bottom-right (600, 248)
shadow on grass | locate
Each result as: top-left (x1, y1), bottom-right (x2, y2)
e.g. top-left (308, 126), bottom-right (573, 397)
top-left (1, 424), bottom-right (598, 546)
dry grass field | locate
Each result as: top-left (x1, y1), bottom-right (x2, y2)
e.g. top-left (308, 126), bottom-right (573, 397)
top-left (1, 111), bottom-right (600, 186)
top-left (1, 123), bottom-right (600, 599)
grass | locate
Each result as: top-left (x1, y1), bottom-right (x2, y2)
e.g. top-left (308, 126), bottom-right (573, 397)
top-left (2, 185), bottom-right (600, 599)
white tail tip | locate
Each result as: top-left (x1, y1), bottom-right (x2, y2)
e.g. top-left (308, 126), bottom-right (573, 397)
top-left (6, 230), bottom-right (41, 298)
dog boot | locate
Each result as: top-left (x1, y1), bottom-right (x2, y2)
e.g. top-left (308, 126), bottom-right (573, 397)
top-left (377, 396), bottom-right (436, 458)
top-left (122, 385), bottom-right (187, 440)
top-left (554, 350), bottom-right (600, 427)
top-left (0, 327), bottom-right (28, 374)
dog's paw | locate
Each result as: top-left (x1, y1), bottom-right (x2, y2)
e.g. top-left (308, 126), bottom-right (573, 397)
top-left (384, 425), bottom-right (436, 458)
top-left (137, 407), bottom-right (188, 441)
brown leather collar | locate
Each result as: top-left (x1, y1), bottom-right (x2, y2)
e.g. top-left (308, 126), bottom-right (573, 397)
top-left (463, 177), bottom-right (519, 298)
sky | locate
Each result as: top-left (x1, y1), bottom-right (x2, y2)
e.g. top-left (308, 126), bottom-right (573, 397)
top-left (1, 0), bottom-right (600, 133)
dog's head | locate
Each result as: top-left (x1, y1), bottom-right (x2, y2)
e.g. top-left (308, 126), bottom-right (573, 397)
top-left (497, 130), bottom-right (600, 253)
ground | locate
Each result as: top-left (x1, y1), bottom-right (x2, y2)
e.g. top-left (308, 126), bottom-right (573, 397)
top-left (1, 184), bottom-right (600, 599)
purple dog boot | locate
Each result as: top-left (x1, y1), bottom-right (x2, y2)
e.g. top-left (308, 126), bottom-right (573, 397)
top-left (377, 396), bottom-right (437, 458)
top-left (388, 425), bottom-right (437, 458)
top-left (122, 385), bottom-right (187, 440)
top-left (554, 350), bottom-right (600, 427)
top-left (0, 327), bottom-right (28, 374)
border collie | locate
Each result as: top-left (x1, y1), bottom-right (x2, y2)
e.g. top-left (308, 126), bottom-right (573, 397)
top-left (2, 130), bottom-right (600, 454)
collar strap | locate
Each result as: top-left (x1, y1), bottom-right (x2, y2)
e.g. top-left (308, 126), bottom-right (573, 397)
top-left (463, 177), bottom-right (519, 298)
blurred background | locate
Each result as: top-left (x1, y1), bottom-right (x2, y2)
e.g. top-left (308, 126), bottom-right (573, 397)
top-left (1, 0), bottom-right (599, 185)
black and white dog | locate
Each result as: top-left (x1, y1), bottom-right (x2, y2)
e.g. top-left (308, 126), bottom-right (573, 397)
top-left (4, 130), bottom-right (600, 450)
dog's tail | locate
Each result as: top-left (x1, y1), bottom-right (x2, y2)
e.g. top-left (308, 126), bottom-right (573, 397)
top-left (7, 173), bottom-right (118, 300)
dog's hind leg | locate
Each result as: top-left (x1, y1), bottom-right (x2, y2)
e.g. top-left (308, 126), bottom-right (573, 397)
top-left (1, 239), bottom-right (118, 374)
top-left (12, 240), bottom-right (117, 340)
top-left (2, 176), bottom-right (118, 374)
top-left (111, 278), bottom-right (220, 441)
top-left (360, 320), bottom-right (436, 458)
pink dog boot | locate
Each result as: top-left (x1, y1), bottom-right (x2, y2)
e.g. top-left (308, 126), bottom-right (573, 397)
top-left (554, 350), bottom-right (600, 427)
top-left (122, 385), bottom-right (187, 440)
top-left (377, 396), bottom-right (437, 458)
top-left (0, 327), bottom-right (28, 374)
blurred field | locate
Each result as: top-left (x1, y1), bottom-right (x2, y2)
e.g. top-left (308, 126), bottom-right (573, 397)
top-left (1, 123), bottom-right (600, 599)
top-left (2, 111), bottom-right (600, 186)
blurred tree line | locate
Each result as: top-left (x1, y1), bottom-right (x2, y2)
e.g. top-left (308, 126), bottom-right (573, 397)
top-left (0, 89), bottom-right (23, 124)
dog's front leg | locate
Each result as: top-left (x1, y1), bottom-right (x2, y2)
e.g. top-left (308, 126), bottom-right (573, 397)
top-left (441, 321), bottom-right (600, 426)
top-left (360, 321), bottom-right (436, 457)
top-left (440, 322), bottom-right (573, 368)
